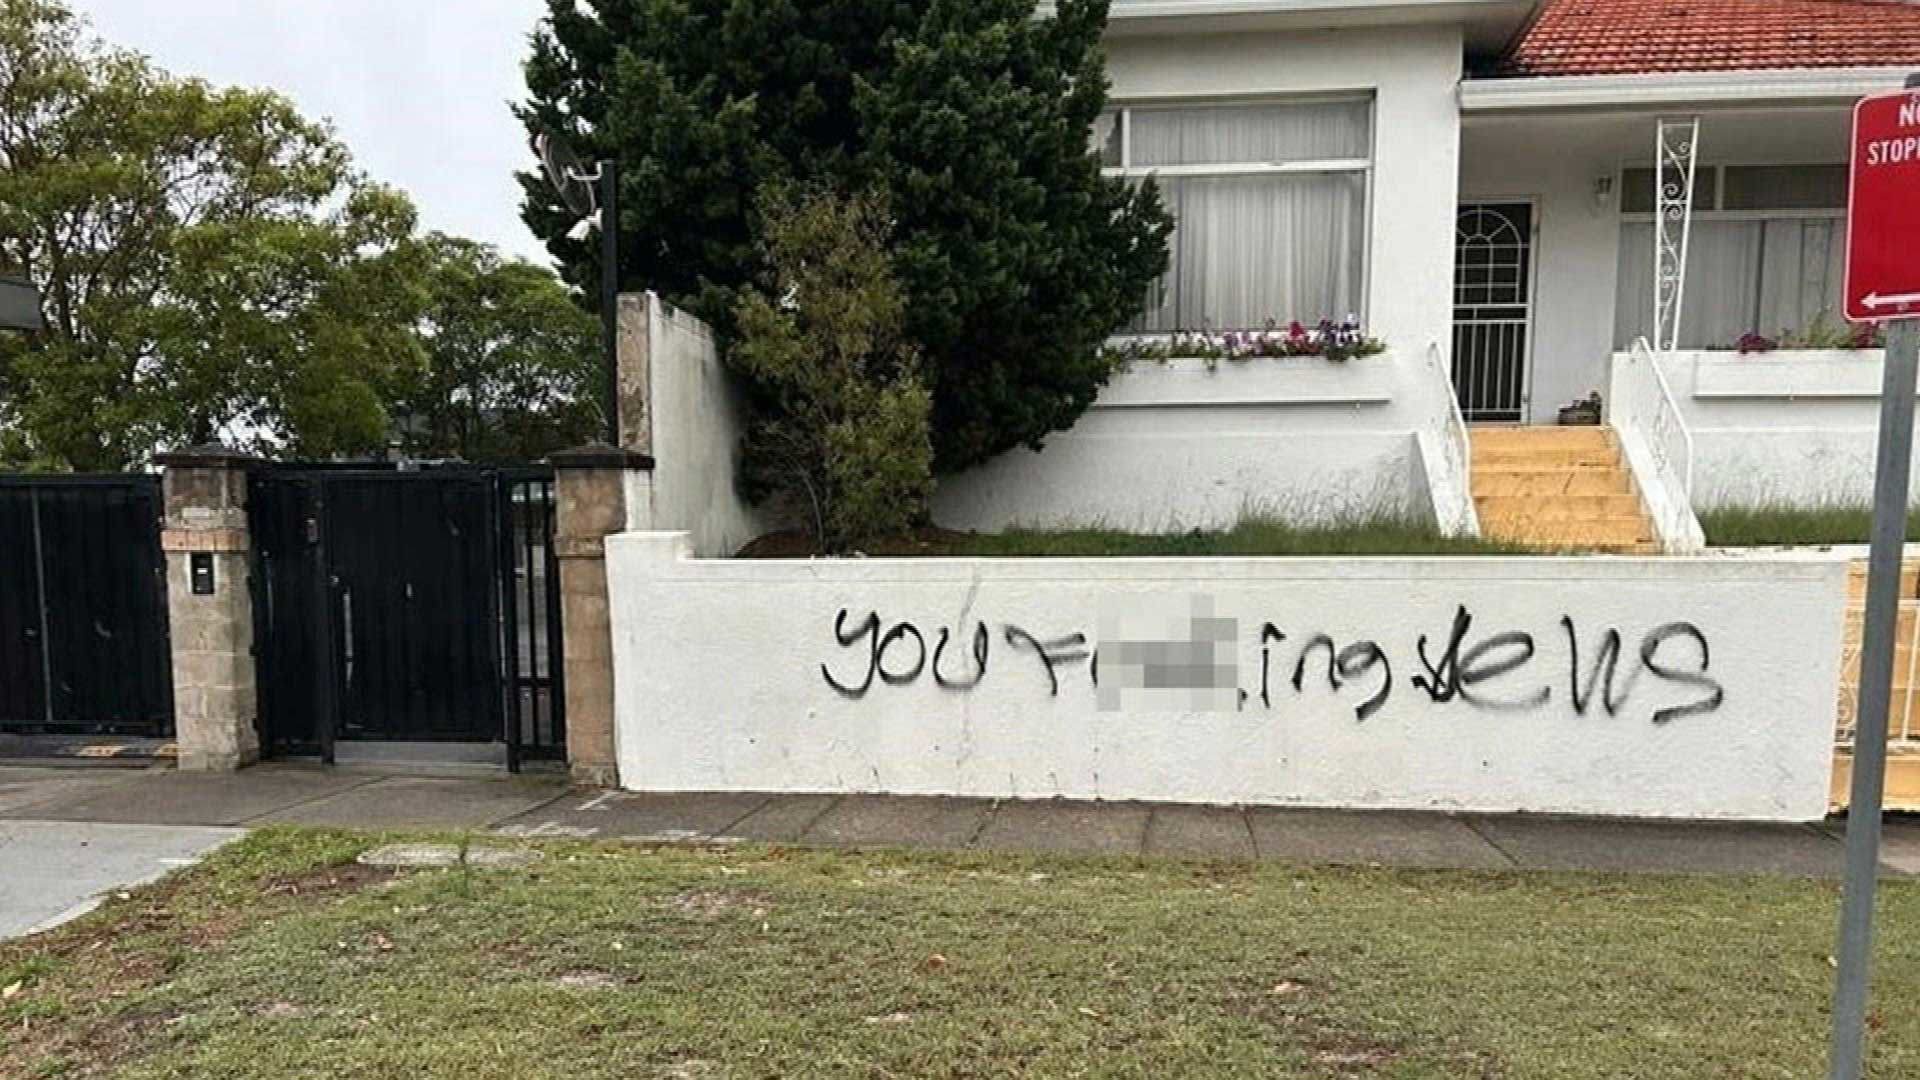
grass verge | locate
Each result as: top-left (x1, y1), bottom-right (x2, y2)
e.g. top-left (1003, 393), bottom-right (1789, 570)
top-left (1702, 503), bottom-right (1920, 547)
top-left (743, 517), bottom-right (1534, 558)
top-left (2, 828), bottom-right (1916, 1078)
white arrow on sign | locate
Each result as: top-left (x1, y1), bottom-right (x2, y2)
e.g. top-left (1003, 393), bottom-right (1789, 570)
top-left (1864, 291), bottom-right (1920, 309)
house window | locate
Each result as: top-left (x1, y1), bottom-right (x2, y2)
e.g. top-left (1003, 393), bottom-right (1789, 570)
top-left (1615, 164), bottom-right (1848, 348)
top-left (1100, 97), bottom-right (1372, 333)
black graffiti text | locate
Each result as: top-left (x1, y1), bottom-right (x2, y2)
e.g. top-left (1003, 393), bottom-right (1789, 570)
top-left (818, 604), bottom-right (1726, 725)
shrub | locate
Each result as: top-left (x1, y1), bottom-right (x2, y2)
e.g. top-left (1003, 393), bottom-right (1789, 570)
top-left (730, 190), bottom-right (933, 554)
top-left (519, 0), bottom-right (1173, 474)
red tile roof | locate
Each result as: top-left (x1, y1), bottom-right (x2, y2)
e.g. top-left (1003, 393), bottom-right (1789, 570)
top-left (1499, 0), bottom-right (1920, 76)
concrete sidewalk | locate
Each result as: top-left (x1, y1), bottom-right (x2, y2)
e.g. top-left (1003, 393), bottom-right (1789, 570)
top-left (497, 788), bottom-right (1920, 877)
top-left (0, 820), bottom-right (243, 938)
top-left (3, 762), bottom-right (1917, 877)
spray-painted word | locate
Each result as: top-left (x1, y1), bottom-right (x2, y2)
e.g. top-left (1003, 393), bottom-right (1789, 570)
top-left (818, 604), bottom-right (1724, 724)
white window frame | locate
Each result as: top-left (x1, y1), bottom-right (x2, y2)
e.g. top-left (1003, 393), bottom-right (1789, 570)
top-left (1101, 93), bottom-right (1377, 333)
top-left (1617, 159), bottom-right (1848, 224)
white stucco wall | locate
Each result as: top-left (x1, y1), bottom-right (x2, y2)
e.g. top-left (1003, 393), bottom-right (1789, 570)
top-left (608, 535), bottom-right (1847, 821)
top-left (625, 293), bottom-right (771, 556)
top-left (936, 26), bottom-right (1465, 533)
top-left (1460, 107), bottom-right (1853, 424)
top-left (1650, 349), bottom-right (1919, 509)
top-left (933, 355), bottom-right (1437, 530)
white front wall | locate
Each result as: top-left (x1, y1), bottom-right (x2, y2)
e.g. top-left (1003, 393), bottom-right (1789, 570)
top-left (933, 354), bottom-right (1438, 531)
top-left (1650, 349), bottom-right (1919, 509)
top-left (628, 292), bottom-right (773, 556)
top-left (1460, 107), bottom-right (1853, 424)
top-left (934, 26), bottom-right (1464, 533)
top-left (608, 534), bottom-right (1847, 821)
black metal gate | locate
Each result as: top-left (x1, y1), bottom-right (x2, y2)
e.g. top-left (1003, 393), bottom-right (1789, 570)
top-left (249, 466), bottom-right (564, 768)
top-left (0, 475), bottom-right (173, 736)
top-left (1452, 202), bottom-right (1535, 423)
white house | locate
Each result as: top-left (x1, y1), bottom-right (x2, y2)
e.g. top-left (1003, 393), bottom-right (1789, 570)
top-left (934, 0), bottom-right (1920, 551)
top-left (597, 0), bottom-right (1911, 819)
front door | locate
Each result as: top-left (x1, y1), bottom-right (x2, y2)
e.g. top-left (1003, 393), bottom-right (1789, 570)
top-left (1452, 203), bottom-right (1535, 423)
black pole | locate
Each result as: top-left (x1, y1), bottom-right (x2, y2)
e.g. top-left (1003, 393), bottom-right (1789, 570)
top-left (599, 160), bottom-right (620, 446)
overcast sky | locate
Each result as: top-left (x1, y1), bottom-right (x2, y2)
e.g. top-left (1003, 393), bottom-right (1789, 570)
top-left (73, 0), bottom-right (554, 265)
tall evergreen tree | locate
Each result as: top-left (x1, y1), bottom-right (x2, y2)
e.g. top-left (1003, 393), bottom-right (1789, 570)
top-left (517, 0), bottom-right (1170, 472)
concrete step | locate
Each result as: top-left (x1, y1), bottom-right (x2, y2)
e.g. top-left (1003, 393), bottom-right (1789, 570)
top-left (1472, 467), bottom-right (1636, 497)
top-left (1830, 745), bottom-right (1920, 811)
top-left (1483, 517), bottom-right (1655, 548)
top-left (1845, 561), bottom-right (1920, 601)
top-left (1472, 446), bottom-right (1625, 468)
top-left (1474, 494), bottom-right (1645, 520)
top-left (1469, 426), bottom-right (1614, 451)
top-left (1466, 425), bottom-right (1656, 553)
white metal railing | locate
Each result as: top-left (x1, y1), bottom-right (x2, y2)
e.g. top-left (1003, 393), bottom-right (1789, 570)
top-left (1630, 336), bottom-right (1695, 496)
top-left (1651, 117), bottom-right (1700, 356)
top-left (1423, 342), bottom-right (1480, 536)
top-left (1611, 338), bottom-right (1703, 551)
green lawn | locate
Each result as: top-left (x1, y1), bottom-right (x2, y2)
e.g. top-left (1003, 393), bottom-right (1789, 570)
top-left (945, 519), bottom-right (1531, 558)
top-left (745, 517), bottom-right (1534, 558)
top-left (4, 829), bottom-right (1917, 1078)
top-left (1701, 503), bottom-right (1920, 548)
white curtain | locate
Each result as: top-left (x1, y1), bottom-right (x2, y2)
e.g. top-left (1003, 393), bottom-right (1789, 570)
top-left (1615, 218), bottom-right (1846, 348)
top-left (1129, 99), bottom-right (1370, 167)
top-left (1124, 99), bottom-right (1371, 332)
top-left (1134, 172), bottom-right (1365, 332)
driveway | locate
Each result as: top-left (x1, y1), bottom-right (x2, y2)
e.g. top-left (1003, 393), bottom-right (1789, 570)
top-left (0, 818), bottom-right (243, 937)
top-left (0, 761), bottom-right (569, 939)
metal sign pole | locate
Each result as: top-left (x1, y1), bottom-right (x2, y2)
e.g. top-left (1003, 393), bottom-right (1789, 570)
top-left (1830, 315), bottom-right (1919, 1080)
top-left (599, 160), bottom-right (621, 447)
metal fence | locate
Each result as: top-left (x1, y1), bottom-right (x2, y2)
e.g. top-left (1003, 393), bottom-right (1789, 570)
top-left (498, 470), bottom-right (565, 768)
top-left (249, 464), bottom-right (564, 768)
top-left (0, 475), bottom-right (173, 736)
top-left (1835, 558), bottom-right (1920, 810)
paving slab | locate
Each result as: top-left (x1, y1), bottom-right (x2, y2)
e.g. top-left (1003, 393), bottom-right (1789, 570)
top-left (359, 842), bottom-right (542, 869)
top-left (975, 798), bottom-right (1150, 855)
top-left (0, 766), bottom-right (147, 817)
top-left (11, 764), bottom-right (379, 826)
top-left (1247, 807), bottom-right (1511, 869)
top-left (1468, 816), bottom-right (1846, 877)
top-left (722, 795), bottom-right (841, 842)
top-left (0, 820), bottom-right (244, 938)
top-left (1882, 820), bottom-right (1920, 875)
top-left (1144, 804), bottom-right (1254, 859)
top-left (1814, 818), bottom-right (1920, 876)
top-left (493, 789), bottom-right (770, 841)
top-left (800, 795), bottom-right (994, 850)
top-left (253, 775), bottom-right (567, 830)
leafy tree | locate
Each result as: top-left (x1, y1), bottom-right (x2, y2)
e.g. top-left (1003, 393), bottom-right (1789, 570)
top-left (390, 234), bottom-right (602, 463)
top-left (731, 189), bottom-right (932, 553)
top-left (0, 0), bottom-right (426, 469)
top-left (518, 0), bottom-right (1171, 473)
